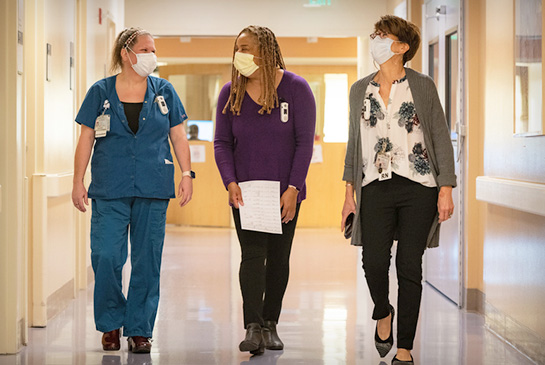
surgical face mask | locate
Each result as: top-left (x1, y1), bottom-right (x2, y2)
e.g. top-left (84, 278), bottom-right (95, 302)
top-left (370, 36), bottom-right (401, 65)
top-left (128, 48), bottom-right (157, 77)
top-left (233, 52), bottom-right (259, 77)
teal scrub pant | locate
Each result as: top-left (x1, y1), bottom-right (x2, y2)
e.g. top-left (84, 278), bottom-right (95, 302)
top-left (91, 197), bottom-right (169, 338)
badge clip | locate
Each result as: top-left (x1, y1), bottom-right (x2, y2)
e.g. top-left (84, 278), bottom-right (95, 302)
top-left (155, 95), bottom-right (169, 115)
top-left (280, 101), bottom-right (289, 123)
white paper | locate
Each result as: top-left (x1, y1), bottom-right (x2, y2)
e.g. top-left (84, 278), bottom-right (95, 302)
top-left (189, 145), bottom-right (206, 163)
top-left (311, 144), bottom-right (323, 163)
top-left (238, 180), bottom-right (282, 234)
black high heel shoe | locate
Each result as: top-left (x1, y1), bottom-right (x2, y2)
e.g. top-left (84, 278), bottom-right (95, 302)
top-left (392, 354), bottom-right (414, 364)
top-left (374, 305), bottom-right (395, 358)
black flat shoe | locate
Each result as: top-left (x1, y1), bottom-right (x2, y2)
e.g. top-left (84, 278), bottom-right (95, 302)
top-left (263, 320), bottom-right (284, 350)
top-left (239, 323), bottom-right (264, 355)
top-left (392, 354), bottom-right (414, 364)
top-left (374, 305), bottom-right (395, 358)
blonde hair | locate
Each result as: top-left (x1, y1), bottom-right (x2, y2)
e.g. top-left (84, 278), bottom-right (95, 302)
top-left (110, 27), bottom-right (152, 74)
top-left (222, 25), bottom-right (286, 115)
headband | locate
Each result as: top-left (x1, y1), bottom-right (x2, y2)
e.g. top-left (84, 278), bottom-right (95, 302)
top-left (123, 29), bottom-right (141, 49)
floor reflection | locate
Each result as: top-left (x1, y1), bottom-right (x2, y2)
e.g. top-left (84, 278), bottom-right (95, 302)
top-left (0, 227), bottom-right (535, 365)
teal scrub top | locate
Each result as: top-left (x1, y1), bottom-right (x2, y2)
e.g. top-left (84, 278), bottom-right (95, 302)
top-left (75, 75), bottom-right (188, 200)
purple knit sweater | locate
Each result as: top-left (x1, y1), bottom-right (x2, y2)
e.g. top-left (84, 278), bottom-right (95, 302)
top-left (214, 71), bottom-right (316, 203)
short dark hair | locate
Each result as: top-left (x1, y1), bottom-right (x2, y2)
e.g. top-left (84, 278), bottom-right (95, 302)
top-left (374, 15), bottom-right (420, 64)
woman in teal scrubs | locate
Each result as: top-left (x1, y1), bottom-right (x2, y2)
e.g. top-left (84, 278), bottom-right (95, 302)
top-left (72, 27), bottom-right (194, 353)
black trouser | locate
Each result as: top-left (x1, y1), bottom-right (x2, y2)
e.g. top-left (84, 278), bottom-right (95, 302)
top-left (360, 174), bottom-right (438, 350)
top-left (232, 204), bottom-right (300, 328)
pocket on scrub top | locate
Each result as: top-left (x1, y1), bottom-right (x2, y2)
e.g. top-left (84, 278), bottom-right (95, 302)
top-left (153, 158), bottom-right (175, 194)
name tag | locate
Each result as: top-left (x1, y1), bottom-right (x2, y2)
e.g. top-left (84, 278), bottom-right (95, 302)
top-left (95, 114), bottom-right (110, 138)
top-left (376, 152), bottom-right (392, 181)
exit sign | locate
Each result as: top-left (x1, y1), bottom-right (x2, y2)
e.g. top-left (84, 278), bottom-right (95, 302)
top-left (305, 0), bottom-right (331, 6)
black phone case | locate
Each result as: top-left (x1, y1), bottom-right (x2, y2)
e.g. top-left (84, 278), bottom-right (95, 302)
top-left (344, 212), bottom-right (354, 239)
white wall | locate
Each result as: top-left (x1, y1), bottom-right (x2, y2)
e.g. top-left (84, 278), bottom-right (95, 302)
top-left (41, 0), bottom-right (77, 300)
top-left (86, 0), bottom-right (125, 86)
top-left (478, 0), bottom-right (545, 359)
top-left (125, 0), bottom-right (386, 37)
top-left (44, 0), bottom-right (76, 174)
top-left (42, 0), bottom-right (76, 300)
top-left (0, 0), bottom-right (26, 354)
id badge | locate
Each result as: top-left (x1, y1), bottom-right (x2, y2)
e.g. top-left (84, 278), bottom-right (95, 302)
top-left (376, 152), bottom-right (392, 181)
top-left (95, 114), bottom-right (110, 138)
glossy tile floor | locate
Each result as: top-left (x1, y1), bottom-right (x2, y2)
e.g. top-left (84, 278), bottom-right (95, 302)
top-left (0, 227), bottom-right (535, 365)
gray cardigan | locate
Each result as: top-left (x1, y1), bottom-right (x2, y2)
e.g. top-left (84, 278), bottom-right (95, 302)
top-left (343, 68), bottom-right (457, 248)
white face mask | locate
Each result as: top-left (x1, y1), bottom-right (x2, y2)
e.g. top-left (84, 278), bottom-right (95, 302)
top-left (370, 37), bottom-right (401, 65)
top-left (233, 52), bottom-right (259, 77)
top-left (128, 48), bottom-right (157, 77)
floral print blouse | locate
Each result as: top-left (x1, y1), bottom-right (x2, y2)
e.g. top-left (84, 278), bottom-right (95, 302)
top-left (360, 75), bottom-right (436, 188)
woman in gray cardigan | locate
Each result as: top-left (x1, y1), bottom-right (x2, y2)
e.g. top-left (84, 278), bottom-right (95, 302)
top-left (341, 15), bottom-right (456, 365)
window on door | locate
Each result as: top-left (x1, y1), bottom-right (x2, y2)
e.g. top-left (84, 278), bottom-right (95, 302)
top-left (428, 42), bottom-right (439, 86)
top-left (446, 31), bottom-right (458, 133)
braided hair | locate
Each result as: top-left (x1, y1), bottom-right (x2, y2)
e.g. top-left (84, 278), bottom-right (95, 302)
top-left (223, 25), bottom-right (286, 115)
top-left (110, 27), bottom-right (152, 74)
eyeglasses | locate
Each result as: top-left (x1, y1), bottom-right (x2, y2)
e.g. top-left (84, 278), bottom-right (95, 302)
top-left (370, 31), bottom-right (390, 40)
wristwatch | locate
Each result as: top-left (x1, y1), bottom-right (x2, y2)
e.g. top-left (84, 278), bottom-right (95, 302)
top-left (182, 170), bottom-right (196, 179)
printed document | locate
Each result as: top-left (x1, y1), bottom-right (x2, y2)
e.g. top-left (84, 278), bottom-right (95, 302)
top-left (239, 180), bottom-right (282, 234)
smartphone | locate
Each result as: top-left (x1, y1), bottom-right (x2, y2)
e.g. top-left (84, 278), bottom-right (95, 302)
top-left (344, 212), bottom-right (354, 239)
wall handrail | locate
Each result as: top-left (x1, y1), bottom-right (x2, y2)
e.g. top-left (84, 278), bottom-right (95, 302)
top-left (476, 176), bottom-right (545, 217)
top-left (33, 172), bottom-right (74, 198)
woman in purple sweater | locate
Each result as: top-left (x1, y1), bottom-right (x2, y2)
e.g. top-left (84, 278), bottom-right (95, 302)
top-left (214, 25), bottom-right (316, 355)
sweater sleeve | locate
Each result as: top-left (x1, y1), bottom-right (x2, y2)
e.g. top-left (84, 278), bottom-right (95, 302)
top-left (288, 76), bottom-right (316, 190)
top-left (343, 80), bottom-right (362, 182)
top-left (213, 83), bottom-right (238, 189)
top-left (426, 77), bottom-right (457, 188)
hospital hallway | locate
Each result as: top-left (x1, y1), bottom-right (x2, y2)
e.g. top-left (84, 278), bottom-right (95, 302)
top-left (0, 227), bottom-right (535, 365)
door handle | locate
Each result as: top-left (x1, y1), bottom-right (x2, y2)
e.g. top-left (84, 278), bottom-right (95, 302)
top-left (455, 121), bottom-right (466, 162)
